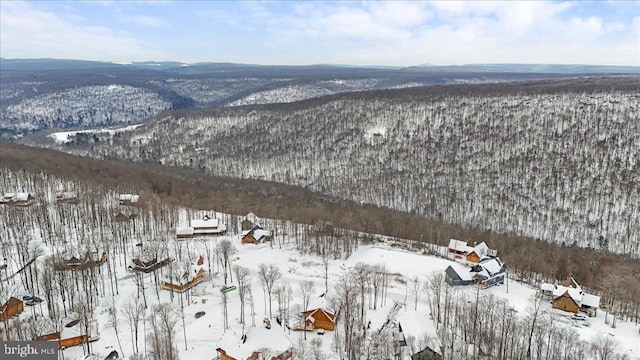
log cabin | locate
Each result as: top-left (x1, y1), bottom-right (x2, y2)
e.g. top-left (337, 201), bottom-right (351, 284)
top-left (542, 278), bottom-right (601, 316)
top-left (241, 225), bottom-right (273, 245)
top-left (0, 297), bottom-right (24, 321)
top-left (300, 292), bottom-right (338, 331)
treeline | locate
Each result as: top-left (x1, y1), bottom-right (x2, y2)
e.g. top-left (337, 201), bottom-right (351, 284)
top-left (1, 142), bottom-right (639, 323)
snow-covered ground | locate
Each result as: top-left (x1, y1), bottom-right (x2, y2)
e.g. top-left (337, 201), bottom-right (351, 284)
top-left (4, 205), bottom-right (638, 360)
top-left (48, 124), bottom-right (143, 144)
top-left (51, 237), bottom-right (639, 360)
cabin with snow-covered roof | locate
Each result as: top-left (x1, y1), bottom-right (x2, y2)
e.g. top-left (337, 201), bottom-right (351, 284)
top-left (445, 257), bottom-right (505, 289)
top-left (447, 239), bottom-right (497, 263)
top-left (297, 291), bottom-right (339, 331)
top-left (118, 193), bottom-right (140, 207)
top-left (0, 192), bottom-right (35, 206)
top-left (540, 277), bottom-right (600, 316)
top-left (216, 320), bottom-right (292, 360)
top-left (448, 239), bottom-right (468, 258)
top-left (242, 225), bottom-right (273, 245)
top-left (444, 264), bottom-right (474, 286)
top-left (191, 214), bottom-right (227, 236)
top-left (470, 256), bottom-right (506, 288)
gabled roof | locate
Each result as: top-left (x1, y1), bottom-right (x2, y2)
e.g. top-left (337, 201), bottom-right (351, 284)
top-left (176, 227), bottom-right (194, 236)
top-left (163, 258), bottom-right (207, 285)
top-left (397, 310), bottom-right (430, 340)
top-left (448, 239), bottom-right (468, 251)
top-left (242, 225), bottom-right (271, 241)
top-left (477, 257), bottom-right (504, 276)
top-left (540, 283), bottom-right (556, 292)
top-left (445, 264), bottom-right (472, 282)
top-left (581, 293), bottom-right (601, 308)
top-left (191, 216), bottom-right (219, 229)
top-left (1, 192), bottom-right (34, 203)
top-left (468, 242), bottom-right (489, 257)
top-left (553, 286), bottom-right (583, 303)
top-left (559, 277), bottom-right (582, 291)
top-left (216, 325), bottom-right (291, 360)
top-left (244, 212), bottom-right (260, 224)
top-left (119, 194), bottom-right (139, 202)
top-left (306, 291), bottom-right (337, 315)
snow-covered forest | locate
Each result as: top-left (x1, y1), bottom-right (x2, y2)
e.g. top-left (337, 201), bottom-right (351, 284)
top-left (1, 166), bottom-right (637, 360)
top-left (1, 85), bottom-right (172, 133)
top-left (51, 78), bottom-right (640, 257)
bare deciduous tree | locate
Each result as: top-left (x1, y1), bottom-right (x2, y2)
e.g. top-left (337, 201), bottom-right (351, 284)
top-left (298, 280), bottom-right (315, 340)
top-left (258, 263), bottom-right (281, 319)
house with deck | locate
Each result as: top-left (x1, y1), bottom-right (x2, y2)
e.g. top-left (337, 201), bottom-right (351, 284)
top-left (130, 257), bottom-right (172, 273)
top-left (38, 319), bottom-right (100, 349)
top-left (216, 319), bottom-right (292, 360)
top-left (161, 256), bottom-right (206, 293)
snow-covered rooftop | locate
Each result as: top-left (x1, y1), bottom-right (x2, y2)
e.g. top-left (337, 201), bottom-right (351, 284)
top-left (191, 217), bottom-right (219, 229)
top-left (397, 310), bottom-right (430, 340)
top-left (216, 325), bottom-right (291, 360)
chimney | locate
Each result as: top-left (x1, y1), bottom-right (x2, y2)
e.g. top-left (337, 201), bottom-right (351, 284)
top-left (263, 318), bottom-right (271, 329)
top-left (473, 241), bottom-right (477, 248)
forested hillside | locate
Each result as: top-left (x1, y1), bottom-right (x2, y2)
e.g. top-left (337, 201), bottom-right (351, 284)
top-left (2, 58), bottom-right (616, 139)
top-left (48, 77), bottom-right (640, 256)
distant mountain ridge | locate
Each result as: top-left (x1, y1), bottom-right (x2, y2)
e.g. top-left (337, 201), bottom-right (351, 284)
top-left (2, 57), bottom-right (638, 139)
top-left (2, 57), bottom-right (638, 74)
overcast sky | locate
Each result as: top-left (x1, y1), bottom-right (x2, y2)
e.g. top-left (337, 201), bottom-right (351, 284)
top-left (1, 1), bottom-right (638, 66)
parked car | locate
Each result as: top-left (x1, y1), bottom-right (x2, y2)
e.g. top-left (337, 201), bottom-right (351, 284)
top-left (571, 314), bottom-right (587, 321)
top-left (195, 311), bottom-right (205, 319)
top-left (24, 295), bottom-right (43, 306)
top-left (65, 319), bottom-right (80, 328)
